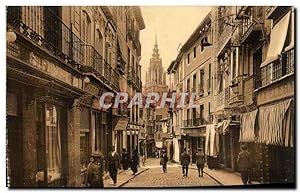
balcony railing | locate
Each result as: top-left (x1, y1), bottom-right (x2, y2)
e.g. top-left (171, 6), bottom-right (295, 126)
top-left (215, 87), bottom-right (230, 110)
top-left (238, 7), bottom-right (264, 43)
top-left (7, 7), bottom-right (120, 91)
top-left (259, 48), bottom-right (294, 88)
top-left (229, 75), bottom-right (244, 105)
top-left (183, 118), bottom-right (203, 127)
top-left (7, 7), bottom-right (85, 67)
top-left (83, 44), bottom-right (103, 74)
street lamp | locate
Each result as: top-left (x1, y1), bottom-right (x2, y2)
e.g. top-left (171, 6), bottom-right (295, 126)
top-left (7, 29), bottom-right (17, 43)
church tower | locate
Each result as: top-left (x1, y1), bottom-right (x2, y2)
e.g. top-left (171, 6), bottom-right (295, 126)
top-left (146, 35), bottom-right (167, 87)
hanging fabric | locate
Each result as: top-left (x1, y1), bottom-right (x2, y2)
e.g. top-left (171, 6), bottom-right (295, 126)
top-left (205, 124), bottom-right (218, 157)
top-left (239, 109), bottom-right (258, 142)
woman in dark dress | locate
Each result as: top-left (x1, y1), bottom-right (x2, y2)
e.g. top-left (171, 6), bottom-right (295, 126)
top-left (121, 148), bottom-right (129, 170)
top-left (130, 149), bottom-right (139, 175)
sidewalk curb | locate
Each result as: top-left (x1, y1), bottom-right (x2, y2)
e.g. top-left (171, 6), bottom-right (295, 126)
top-left (118, 168), bottom-right (150, 187)
top-left (202, 170), bottom-right (224, 186)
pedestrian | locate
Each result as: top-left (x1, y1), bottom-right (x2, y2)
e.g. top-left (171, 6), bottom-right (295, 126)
top-left (195, 148), bottom-right (205, 177)
top-left (86, 150), bottom-right (104, 188)
top-left (130, 149), bottom-right (139, 175)
top-left (237, 145), bottom-right (252, 185)
top-left (107, 146), bottom-right (121, 186)
top-left (160, 150), bottom-right (168, 173)
top-left (121, 148), bottom-right (129, 171)
top-left (180, 148), bottom-right (190, 177)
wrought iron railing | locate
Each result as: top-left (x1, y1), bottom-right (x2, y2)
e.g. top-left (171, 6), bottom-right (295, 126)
top-left (7, 7), bottom-right (85, 68)
top-left (183, 118), bottom-right (203, 127)
top-left (259, 48), bottom-right (294, 87)
top-left (83, 44), bottom-right (103, 74)
top-left (7, 7), bottom-right (119, 91)
top-left (229, 75), bottom-right (244, 104)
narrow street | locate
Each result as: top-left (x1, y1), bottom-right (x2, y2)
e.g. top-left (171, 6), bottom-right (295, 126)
top-left (120, 158), bottom-right (220, 187)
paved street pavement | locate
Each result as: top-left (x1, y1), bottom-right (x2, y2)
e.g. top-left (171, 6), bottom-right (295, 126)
top-left (122, 158), bottom-right (220, 187)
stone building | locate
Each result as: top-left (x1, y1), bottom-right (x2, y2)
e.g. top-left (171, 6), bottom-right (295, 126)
top-left (6, 6), bottom-right (144, 187)
top-left (167, 13), bottom-right (214, 163)
top-left (210, 6), bottom-right (295, 183)
top-left (167, 6), bottom-right (294, 184)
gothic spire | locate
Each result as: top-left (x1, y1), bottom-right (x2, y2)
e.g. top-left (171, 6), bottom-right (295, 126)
top-left (152, 34), bottom-right (159, 58)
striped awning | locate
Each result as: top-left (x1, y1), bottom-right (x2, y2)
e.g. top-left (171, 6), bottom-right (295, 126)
top-left (257, 99), bottom-right (294, 147)
top-left (239, 109), bottom-right (258, 143)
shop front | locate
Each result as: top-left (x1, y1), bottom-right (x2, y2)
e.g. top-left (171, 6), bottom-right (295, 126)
top-left (215, 120), bottom-right (240, 171)
top-left (7, 53), bottom-right (85, 187)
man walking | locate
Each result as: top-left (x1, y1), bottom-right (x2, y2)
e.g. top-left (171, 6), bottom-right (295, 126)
top-left (160, 150), bottom-right (168, 173)
top-left (180, 148), bottom-right (190, 177)
top-left (237, 145), bottom-right (252, 185)
top-left (107, 146), bottom-right (121, 186)
top-left (86, 150), bottom-right (104, 188)
top-left (195, 148), bottom-right (205, 177)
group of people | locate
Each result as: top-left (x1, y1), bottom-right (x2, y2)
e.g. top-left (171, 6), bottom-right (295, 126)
top-left (85, 146), bottom-right (140, 187)
top-left (161, 145), bottom-right (252, 185)
top-left (159, 148), bottom-right (205, 177)
top-left (180, 148), bottom-right (205, 177)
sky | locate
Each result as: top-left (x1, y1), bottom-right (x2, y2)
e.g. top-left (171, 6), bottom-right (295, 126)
top-left (140, 6), bottom-right (212, 84)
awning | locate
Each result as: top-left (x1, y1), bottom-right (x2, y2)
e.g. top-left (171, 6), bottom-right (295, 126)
top-left (284, 9), bottom-right (294, 52)
top-left (257, 99), bottom-right (294, 147)
top-left (239, 109), bottom-right (258, 143)
top-left (261, 11), bottom-right (291, 68)
top-left (114, 118), bottom-right (129, 131)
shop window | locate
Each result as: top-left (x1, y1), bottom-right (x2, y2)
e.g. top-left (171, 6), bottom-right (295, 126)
top-left (80, 132), bottom-right (89, 171)
top-left (45, 104), bottom-right (61, 182)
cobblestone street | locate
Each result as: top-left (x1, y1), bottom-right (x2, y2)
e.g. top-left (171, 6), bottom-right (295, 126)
top-left (121, 158), bottom-right (220, 187)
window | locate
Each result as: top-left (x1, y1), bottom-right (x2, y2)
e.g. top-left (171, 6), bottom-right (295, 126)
top-left (199, 69), bottom-right (204, 96)
top-left (208, 63), bottom-right (211, 93)
top-left (82, 11), bottom-right (91, 64)
top-left (232, 49), bottom-right (237, 79)
top-left (156, 115), bottom-right (162, 121)
top-left (187, 78), bottom-right (190, 92)
top-left (208, 102), bottom-right (213, 122)
top-left (193, 74), bottom-right (197, 93)
top-left (200, 104), bottom-right (204, 125)
top-left (80, 132), bottom-right (89, 170)
top-left (45, 104), bottom-right (61, 182)
top-left (193, 46), bottom-right (197, 58)
top-left (192, 108), bottom-right (197, 126)
top-left (187, 53), bottom-right (190, 64)
top-left (82, 11), bottom-right (91, 44)
top-left (200, 37), bottom-right (207, 52)
top-left (80, 107), bottom-right (90, 170)
top-left (95, 29), bottom-right (103, 55)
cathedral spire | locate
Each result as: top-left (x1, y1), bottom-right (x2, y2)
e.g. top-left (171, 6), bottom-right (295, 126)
top-left (152, 34), bottom-right (159, 58)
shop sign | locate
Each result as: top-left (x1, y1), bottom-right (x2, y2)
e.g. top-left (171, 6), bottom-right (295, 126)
top-left (28, 52), bottom-right (82, 89)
